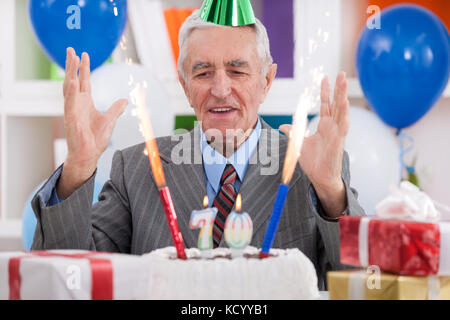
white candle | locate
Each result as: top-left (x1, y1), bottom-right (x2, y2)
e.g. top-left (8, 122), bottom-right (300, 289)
top-left (190, 196), bottom-right (218, 257)
top-left (224, 194), bottom-right (253, 258)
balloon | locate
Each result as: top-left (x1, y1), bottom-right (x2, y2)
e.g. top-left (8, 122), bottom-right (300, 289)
top-left (308, 107), bottom-right (401, 215)
top-left (356, 5), bottom-right (450, 129)
top-left (29, 0), bottom-right (127, 71)
top-left (22, 181), bottom-right (103, 251)
top-left (369, 0), bottom-right (450, 32)
top-left (440, 19), bottom-right (450, 48)
top-left (90, 63), bottom-right (174, 185)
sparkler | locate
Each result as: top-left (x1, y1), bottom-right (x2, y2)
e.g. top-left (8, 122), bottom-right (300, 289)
top-left (259, 97), bottom-right (308, 259)
top-left (130, 85), bottom-right (187, 260)
top-left (259, 24), bottom-right (330, 258)
top-left (114, 8), bottom-right (186, 259)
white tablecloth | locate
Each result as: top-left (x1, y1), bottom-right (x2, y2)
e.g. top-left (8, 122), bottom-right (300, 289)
top-left (316, 291), bottom-right (330, 300)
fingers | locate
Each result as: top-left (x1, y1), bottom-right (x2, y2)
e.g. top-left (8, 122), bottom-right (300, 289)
top-left (79, 52), bottom-right (91, 93)
top-left (278, 124), bottom-right (292, 137)
top-left (332, 72), bottom-right (347, 116)
top-left (64, 79), bottom-right (79, 115)
top-left (63, 47), bottom-right (80, 97)
top-left (333, 72), bottom-right (350, 133)
top-left (106, 99), bottom-right (129, 123)
top-left (65, 47), bottom-right (72, 74)
top-left (320, 76), bottom-right (332, 118)
top-left (63, 48), bottom-right (81, 115)
top-left (63, 47), bottom-right (74, 96)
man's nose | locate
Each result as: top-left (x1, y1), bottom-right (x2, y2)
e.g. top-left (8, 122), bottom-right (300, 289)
top-left (210, 71), bottom-right (232, 99)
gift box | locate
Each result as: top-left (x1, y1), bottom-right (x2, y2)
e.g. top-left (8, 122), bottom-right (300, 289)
top-left (0, 250), bottom-right (150, 300)
top-left (327, 270), bottom-right (450, 300)
top-left (340, 216), bottom-right (450, 276)
top-left (340, 181), bottom-right (450, 276)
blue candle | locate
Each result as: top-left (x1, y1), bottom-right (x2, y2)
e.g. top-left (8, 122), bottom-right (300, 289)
top-left (259, 184), bottom-right (289, 258)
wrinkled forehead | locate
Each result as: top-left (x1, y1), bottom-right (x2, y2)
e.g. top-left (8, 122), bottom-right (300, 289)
top-left (184, 26), bottom-right (259, 70)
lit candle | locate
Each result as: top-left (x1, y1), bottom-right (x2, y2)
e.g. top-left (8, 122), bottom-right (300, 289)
top-left (190, 196), bottom-right (218, 257)
top-left (224, 194), bottom-right (253, 258)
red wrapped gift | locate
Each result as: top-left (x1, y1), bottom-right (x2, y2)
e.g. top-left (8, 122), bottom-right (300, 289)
top-left (8, 251), bottom-right (113, 300)
top-left (340, 216), bottom-right (450, 276)
top-left (0, 250), bottom-right (149, 300)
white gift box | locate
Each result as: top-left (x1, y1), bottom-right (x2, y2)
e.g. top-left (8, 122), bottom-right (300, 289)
top-left (0, 250), bottom-right (150, 300)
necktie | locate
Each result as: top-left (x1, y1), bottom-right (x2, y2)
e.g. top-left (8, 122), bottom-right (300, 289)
top-left (212, 164), bottom-right (238, 248)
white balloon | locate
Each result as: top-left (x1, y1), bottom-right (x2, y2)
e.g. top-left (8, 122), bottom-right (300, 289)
top-left (90, 62), bottom-right (175, 185)
top-left (307, 107), bottom-right (401, 215)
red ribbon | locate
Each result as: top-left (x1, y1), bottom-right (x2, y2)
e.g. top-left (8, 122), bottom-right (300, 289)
top-left (8, 251), bottom-right (113, 300)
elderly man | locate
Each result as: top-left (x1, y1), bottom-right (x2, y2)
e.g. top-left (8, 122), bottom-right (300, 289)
top-left (31, 10), bottom-right (365, 289)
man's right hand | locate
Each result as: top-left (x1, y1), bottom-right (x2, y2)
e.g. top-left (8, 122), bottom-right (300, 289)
top-left (57, 47), bottom-right (128, 200)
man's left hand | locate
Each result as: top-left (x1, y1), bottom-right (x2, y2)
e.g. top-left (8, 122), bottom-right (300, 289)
top-left (279, 71), bottom-right (349, 218)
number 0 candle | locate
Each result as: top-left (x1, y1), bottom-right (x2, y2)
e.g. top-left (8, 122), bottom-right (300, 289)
top-left (224, 194), bottom-right (253, 258)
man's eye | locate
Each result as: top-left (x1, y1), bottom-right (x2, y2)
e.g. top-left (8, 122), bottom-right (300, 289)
top-left (231, 70), bottom-right (245, 75)
top-left (196, 72), bottom-right (209, 78)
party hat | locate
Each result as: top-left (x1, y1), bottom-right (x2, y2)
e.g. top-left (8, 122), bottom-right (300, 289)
top-left (200, 0), bottom-right (256, 26)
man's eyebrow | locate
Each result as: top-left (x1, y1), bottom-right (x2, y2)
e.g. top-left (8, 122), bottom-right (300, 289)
top-left (227, 60), bottom-right (249, 68)
top-left (192, 62), bottom-right (212, 71)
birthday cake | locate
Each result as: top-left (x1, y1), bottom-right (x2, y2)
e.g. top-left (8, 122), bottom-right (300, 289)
top-left (144, 246), bottom-right (319, 300)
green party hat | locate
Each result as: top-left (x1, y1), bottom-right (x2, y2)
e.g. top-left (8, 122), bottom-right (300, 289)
top-left (200, 0), bottom-right (256, 26)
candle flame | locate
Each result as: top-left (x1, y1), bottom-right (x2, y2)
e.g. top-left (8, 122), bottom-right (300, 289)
top-left (203, 195), bottom-right (209, 208)
top-left (130, 84), bottom-right (166, 188)
top-left (236, 194), bottom-right (242, 212)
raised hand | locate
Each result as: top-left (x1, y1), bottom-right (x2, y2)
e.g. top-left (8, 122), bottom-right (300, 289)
top-left (57, 47), bottom-right (128, 199)
top-left (279, 72), bottom-right (350, 218)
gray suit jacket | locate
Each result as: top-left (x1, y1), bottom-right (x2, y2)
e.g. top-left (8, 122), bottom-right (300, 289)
top-left (31, 119), bottom-right (365, 289)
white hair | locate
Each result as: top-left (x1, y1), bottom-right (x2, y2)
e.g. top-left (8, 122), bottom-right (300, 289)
top-left (177, 9), bottom-right (273, 80)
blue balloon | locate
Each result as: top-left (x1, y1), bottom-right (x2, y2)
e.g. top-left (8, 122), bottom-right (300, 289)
top-left (29, 0), bottom-right (127, 71)
top-left (22, 181), bottom-right (104, 251)
top-left (356, 5), bottom-right (450, 129)
top-left (439, 20), bottom-right (450, 49)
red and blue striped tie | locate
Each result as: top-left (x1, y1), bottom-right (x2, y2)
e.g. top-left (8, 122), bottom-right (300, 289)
top-left (212, 164), bottom-right (238, 248)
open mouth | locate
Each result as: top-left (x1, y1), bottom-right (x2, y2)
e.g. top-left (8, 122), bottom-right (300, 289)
top-left (208, 107), bottom-right (237, 115)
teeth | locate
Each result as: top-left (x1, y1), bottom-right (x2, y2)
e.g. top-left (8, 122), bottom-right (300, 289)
top-left (212, 108), bottom-right (232, 112)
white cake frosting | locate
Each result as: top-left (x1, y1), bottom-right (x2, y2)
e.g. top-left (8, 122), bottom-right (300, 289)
top-left (144, 246), bottom-right (319, 300)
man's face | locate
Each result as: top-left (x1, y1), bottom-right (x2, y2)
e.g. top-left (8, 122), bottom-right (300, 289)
top-left (179, 26), bottom-right (276, 139)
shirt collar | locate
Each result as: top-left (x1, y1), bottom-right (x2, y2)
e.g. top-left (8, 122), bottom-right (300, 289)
top-left (200, 117), bottom-right (262, 194)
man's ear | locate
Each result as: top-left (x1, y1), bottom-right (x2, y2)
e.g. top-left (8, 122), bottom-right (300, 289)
top-left (178, 70), bottom-right (190, 101)
top-left (260, 63), bottom-right (277, 103)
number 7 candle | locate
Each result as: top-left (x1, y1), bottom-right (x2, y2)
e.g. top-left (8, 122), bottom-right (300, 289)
top-left (190, 196), bottom-right (218, 256)
top-left (259, 101), bottom-right (308, 258)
